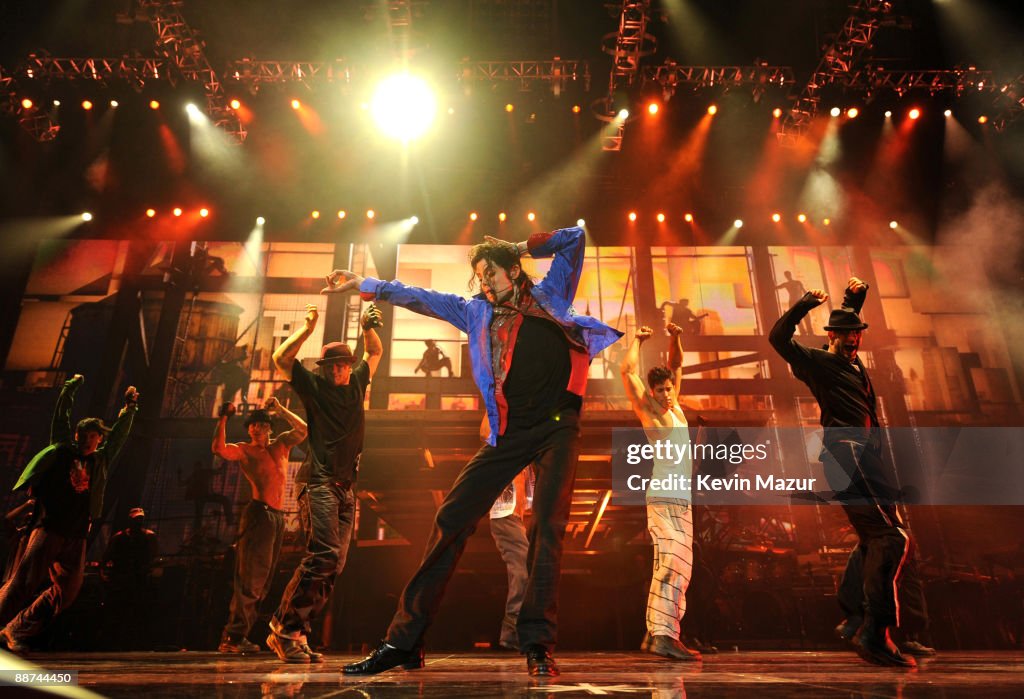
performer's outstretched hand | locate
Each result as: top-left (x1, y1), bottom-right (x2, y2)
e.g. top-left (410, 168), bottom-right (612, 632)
top-left (807, 289), bottom-right (829, 305)
top-left (322, 270), bottom-right (363, 294)
top-left (848, 277), bottom-right (868, 293)
top-left (635, 326), bottom-right (654, 342)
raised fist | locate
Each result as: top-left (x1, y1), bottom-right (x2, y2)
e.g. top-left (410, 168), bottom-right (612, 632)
top-left (848, 277), bottom-right (868, 294)
top-left (218, 402), bottom-right (237, 418)
top-left (636, 326), bottom-right (654, 342)
top-left (666, 323), bottom-right (683, 337)
top-left (69, 374), bottom-right (85, 386)
top-left (124, 386), bottom-right (140, 404)
top-left (264, 396), bottom-right (280, 413)
top-left (362, 303), bottom-right (383, 331)
top-left (807, 289), bottom-right (829, 305)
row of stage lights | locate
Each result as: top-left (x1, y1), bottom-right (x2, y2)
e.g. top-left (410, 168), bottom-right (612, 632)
top-left (75, 208), bottom-right (904, 231)
top-left (18, 96), bottom-right (996, 125)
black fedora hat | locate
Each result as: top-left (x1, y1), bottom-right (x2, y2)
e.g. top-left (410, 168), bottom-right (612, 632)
top-left (244, 409), bottom-right (273, 427)
top-left (824, 308), bottom-right (868, 331)
top-left (316, 342), bottom-right (358, 365)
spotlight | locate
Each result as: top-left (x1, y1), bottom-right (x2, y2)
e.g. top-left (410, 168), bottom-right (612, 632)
top-left (337, 210), bottom-right (347, 219)
top-left (498, 212), bottom-right (507, 222)
top-left (797, 213), bottom-right (807, 223)
top-left (576, 219), bottom-right (586, 227)
top-left (889, 220), bottom-right (898, 229)
top-left (647, 102), bottom-right (659, 115)
top-left (291, 99), bottom-right (301, 110)
top-left (944, 109), bottom-right (952, 117)
top-left (978, 115), bottom-right (988, 124)
top-left (199, 208), bottom-right (209, 218)
top-left (771, 213), bottom-right (781, 223)
top-left (772, 107), bottom-right (782, 118)
top-left (82, 100), bottom-right (93, 110)
top-left (527, 211), bottom-right (536, 222)
top-left (447, 107), bottom-right (455, 115)
top-left (656, 213), bottom-right (666, 223)
top-left (618, 108), bottom-right (630, 119)
top-left (505, 103), bottom-right (514, 113)
top-left (734, 219), bottom-right (744, 228)
top-left (20, 98), bottom-right (33, 110)
top-left (707, 105), bottom-right (717, 115)
top-left (145, 208), bottom-right (156, 218)
top-left (628, 211), bottom-right (637, 222)
top-left (684, 213), bottom-right (694, 223)
top-left (149, 100), bottom-right (160, 110)
top-left (572, 105), bottom-right (581, 114)
top-left (908, 108), bottom-right (920, 120)
top-left (884, 110), bottom-right (892, 118)
top-left (469, 212), bottom-right (478, 221)
top-left (110, 100), bottom-right (119, 108)
top-left (830, 107), bottom-right (841, 117)
top-left (172, 207), bottom-right (183, 217)
top-left (366, 209), bottom-right (375, 220)
top-left (256, 216), bottom-right (266, 226)
top-left (185, 103), bottom-right (201, 116)
top-left (846, 107), bottom-right (859, 119)
top-left (81, 212), bottom-right (93, 222)
top-left (823, 218), bottom-right (831, 226)
top-left (370, 74), bottom-right (438, 141)
top-left (53, 100), bottom-right (61, 107)
top-left (311, 210), bottom-right (320, 219)
top-left (230, 99), bottom-right (241, 110)
top-left (410, 216), bottom-right (419, 225)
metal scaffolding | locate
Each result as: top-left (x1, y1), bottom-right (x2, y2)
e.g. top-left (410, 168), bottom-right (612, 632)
top-left (458, 59), bottom-right (590, 92)
top-left (598, 0), bottom-right (656, 150)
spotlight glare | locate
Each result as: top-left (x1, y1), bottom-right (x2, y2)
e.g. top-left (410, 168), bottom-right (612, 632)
top-left (733, 219), bottom-right (744, 228)
top-left (199, 208), bottom-right (209, 218)
top-left (576, 218), bottom-right (586, 227)
top-left (410, 216), bottom-right (419, 225)
top-left (527, 211), bottom-right (536, 222)
top-left (20, 98), bottom-right (33, 110)
top-left (498, 212), bottom-right (507, 222)
top-left (797, 213), bottom-right (807, 223)
top-left (256, 216), bottom-right (266, 226)
top-left (647, 102), bottom-right (659, 115)
top-left (311, 210), bottom-right (320, 219)
top-left (978, 115), bottom-right (988, 124)
top-left (110, 100), bottom-right (119, 108)
top-left (823, 218), bottom-right (831, 226)
top-left (291, 99), bottom-right (301, 110)
top-left (337, 210), bottom-right (347, 219)
top-left (944, 109), bottom-right (952, 117)
top-left (889, 220), bottom-right (898, 229)
top-left (847, 107), bottom-right (859, 119)
top-left (771, 213), bottom-right (781, 223)
top-left (908, 108), bottom-right (921, 120)
top-left (81, 212), bottom-right (93, 222)
top-left (469, 212), bottom-right (478, 221)
top-left (707, 104), bottom-right (717, 115)
top-left (618, 108), bottom-right (629, 119)
top-left (656, 212), bottom-right (666, 223)
top-left (371, 74), bottom-right (438, 140)
top-left (628, 211), bottom-right (637, 222)
top-left (505, 103), bottom-right (514, 113)
top-left (230, 99), bottom-right (241, 110)
top-left (149, 100), bottom-right (160, 110)
top-left (572, 104), bottom-right (581, 114)
top-left (172, 207), bottom-right (183, 217)
top-left (830, 107), bottom-right (841, 117)
top-left (185, 103), bottom-right (200, 116)
top-left (145, 208), bottom-right (156, 218)
top-left (772, 107), bottom-right (782, 118)
top-left (53, 100), bottom-right (61, 107)
top-left (82, 100), bottom-right (93, 110)
top-left (684, 213), bottom-right (694, 223)
top-left (884, 110), bottom-right (892, 118)
top-left (366, 209), bottom-right (375, 220)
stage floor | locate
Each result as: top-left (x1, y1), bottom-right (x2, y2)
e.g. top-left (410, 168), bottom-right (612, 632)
top-left (2, 650), bottom-right (1023, 697)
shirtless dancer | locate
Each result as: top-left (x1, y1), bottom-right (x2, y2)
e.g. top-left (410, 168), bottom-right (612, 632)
top-left (214, 397), bottom-right (307, 653)
top-left (621, 323), bottom-right (700, 660)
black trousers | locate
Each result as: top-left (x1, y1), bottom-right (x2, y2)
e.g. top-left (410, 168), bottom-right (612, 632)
top-left (271, 482), bottom-right (355, 641)
top-left (823, 439), bottom-right (913, 629)
top-left (838, 532), bottom-right (929, 633)
top-left (223, 500), bottom-right (285, 640)
top-left (387, 411), bottom-right (580, 651)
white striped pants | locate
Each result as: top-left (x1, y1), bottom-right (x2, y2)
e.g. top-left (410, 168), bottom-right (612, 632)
top-left (645, 499), bottom-right (694, 640)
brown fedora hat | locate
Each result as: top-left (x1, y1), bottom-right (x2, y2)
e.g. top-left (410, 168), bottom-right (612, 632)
top-left (316, 342), bottom-right (358, 365)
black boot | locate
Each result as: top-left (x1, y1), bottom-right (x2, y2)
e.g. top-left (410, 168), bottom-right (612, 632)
top-left (834, 615), bottom-right (863, 643)
top-left (525, 644), bottom-right (560, 677)
top-left (852, 619), bottom-right (915, 668)
top-left (342, 640), bottom-right (424, 675)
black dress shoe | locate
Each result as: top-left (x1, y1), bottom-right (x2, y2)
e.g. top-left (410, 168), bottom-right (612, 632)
top-left (525, 645), bottom-right (560, 677)
top-left (900, 639), bottom-right (937, 657)
top-left (834, 615), bottom-right (863, 643)
top-left (852, 623), bottom-right (915, 668)
top-left (343, 640), bottom-right (424, 675)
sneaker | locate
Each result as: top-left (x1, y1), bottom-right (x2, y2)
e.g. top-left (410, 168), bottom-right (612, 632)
top-left (266, 633), bottom-right (311, 664)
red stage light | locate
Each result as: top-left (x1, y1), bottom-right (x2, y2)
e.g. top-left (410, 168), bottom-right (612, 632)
top-left (149, 100), bottom-right (160, 110)
top-left (647, 102), bottom-right (659, 115)
top-left (707, 105), bottom-right (718, 115)
top-left (978, 115), bottom-right (988, 124)
top-left (311, 210), bottom-right (320, 219)
top-left (145, 208), bottom-right (156, 218)
top-left (172, 207), bottom-right (183, 217)
top-left (469, 212), bottom-right (478, 221)
top-left (684, 213), bottom-right (694, 223)
top-left (847, 107), bottom-right (859, 119)
top-left (823, 218), bottom-right (831, 226)
top-left (572, 105), bottom-right (581, 114)
top-left (505, 103), bottom-right (514, 113)
top-left (82, 100), bottom-right (93, 111)
top-left (291, 99), bottom-right (301, 110)
top-left (337, 210), bottom-right (346, 219)
top-left (20, 98), bottom-right (33, 110)
top-left (498, 212), bottom-right (507, 222)
top-left (527, 211), bottom-right (536, 222)
top-left (797, 213), bottom-right (807, 223)
top-left (771, 213), bottom-right (782, 223)
top-left (772, 108), bottom-right (782, 118)
top-left (230, 99), bottom-right (241, 110)
top-left (199, 208), bottom-right (210, 218)
top-left (656, 213), bottom-right (666, 223)
top-left (908, 108), bottom-right (921, 120)
top-left (628, 211), bottom-right (637, 222)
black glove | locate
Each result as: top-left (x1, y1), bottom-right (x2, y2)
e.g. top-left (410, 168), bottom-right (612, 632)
top-left (218, 402), bottom-right (236, 418)
top-left (124, 385), bottom-right (140, 406)
top-left (362, 303), bottom-right (383, 331)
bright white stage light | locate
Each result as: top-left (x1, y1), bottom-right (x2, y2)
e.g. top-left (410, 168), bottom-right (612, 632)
top-left (410, 216), bottom-right (420, 225)
top-left (371, 74), bottom-right (437, 141)
top-left (256, 216), bottom-right (266, 226)
top-left (185, 103), bottom-right (201, 117)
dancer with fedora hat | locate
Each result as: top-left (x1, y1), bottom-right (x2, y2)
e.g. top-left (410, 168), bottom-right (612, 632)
top-left (214, 396), bottom-right (307, 654)
top-left (265, 302), bottom-right (383, 663)
top-left (770, 277), bottom-right (916, 668)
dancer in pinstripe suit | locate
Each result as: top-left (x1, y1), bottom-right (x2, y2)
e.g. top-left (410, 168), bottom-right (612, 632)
top-left (621, 323), bottom-right (701, 661)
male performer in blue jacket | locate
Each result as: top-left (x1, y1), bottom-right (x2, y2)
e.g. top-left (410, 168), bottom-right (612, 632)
top-left (325, 227), bottom-right (621, 677)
